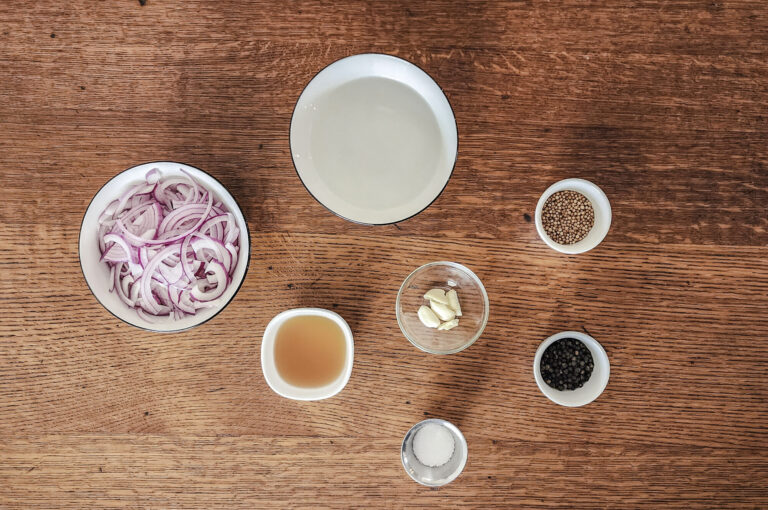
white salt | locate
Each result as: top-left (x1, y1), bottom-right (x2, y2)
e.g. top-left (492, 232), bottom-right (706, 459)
top-left (412, 423), bottom-right (455, 467)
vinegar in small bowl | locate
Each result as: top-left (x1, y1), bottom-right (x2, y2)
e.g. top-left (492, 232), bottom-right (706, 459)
top-left (274, 315), bottom-right (347, 388)
top-left (262, 308), bottom-right (354, 400)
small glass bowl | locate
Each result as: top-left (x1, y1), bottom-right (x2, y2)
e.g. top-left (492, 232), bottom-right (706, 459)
top-left (401, 418), bottom-right (468, 487)
top-left (396, 261), bottom-right (489, 354)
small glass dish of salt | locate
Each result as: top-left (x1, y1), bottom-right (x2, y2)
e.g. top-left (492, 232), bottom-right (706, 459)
top-left (401, 418), bottom-right (468, 487)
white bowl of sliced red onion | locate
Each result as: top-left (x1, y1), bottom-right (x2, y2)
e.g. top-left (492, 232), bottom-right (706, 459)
top-left (79, 161), bottom-right (250, 332)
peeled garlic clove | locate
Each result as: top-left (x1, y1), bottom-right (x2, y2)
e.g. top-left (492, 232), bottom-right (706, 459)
top-left (446, 289), bottom-right (462, 317)
top-left (430, 301), bottom-right (456, 321)
top-left (438, 318), bottom-right (459, 331)
top-left (418, 305), bottom-right (441, 328)
top-left (424, 288), bottom-right (450, 305)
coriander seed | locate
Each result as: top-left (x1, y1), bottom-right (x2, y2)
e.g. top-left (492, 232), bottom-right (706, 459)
top-left (541, 190), bottom-right (595, 245)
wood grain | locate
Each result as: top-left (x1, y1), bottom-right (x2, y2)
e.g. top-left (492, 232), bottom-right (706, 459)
top-left (1, 1), bottom-right (767, 508)
top-left (1, 436), bottom-right (766, 509)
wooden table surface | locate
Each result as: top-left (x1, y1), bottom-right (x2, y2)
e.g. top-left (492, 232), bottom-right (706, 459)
top-left (1, 1), bottom-right (767, 508)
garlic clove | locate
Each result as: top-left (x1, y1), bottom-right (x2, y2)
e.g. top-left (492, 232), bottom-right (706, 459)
top-left (430, 300), bottom-right (456, 322)
top-left (418, 305), bottom-right (441, 328)
top-left (446, 289), bottom-right (462, 317)
top-left (437, 318), bottom-right (459, 331)
top-left (423, 288), bottom-right (450, 305)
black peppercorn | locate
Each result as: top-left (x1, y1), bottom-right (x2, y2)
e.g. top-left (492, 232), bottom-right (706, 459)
top-left (540, 338), bottom-right (594, 390)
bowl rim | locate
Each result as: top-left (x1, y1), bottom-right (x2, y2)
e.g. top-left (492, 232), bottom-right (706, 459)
top-left (78, 160), bottom-right (251, 333)
top-left (401, 418), bottom-right (468, 487)
top-left (260, 307), bottom-right (354, 401)
top-left (533, 330), bottom-right (610, 407)
top-left (396, 261), bottom-right (489, 355)
top-left (288, 52), bottom-right (459, 226)
top-left (534, 178), bottom-right (612, 254)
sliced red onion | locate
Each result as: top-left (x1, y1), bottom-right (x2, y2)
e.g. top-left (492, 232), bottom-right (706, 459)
top-left (129, 279), bottom-right (140, 302)
top-left (179, 169), bottom-right (201, 202)
top-left (180, 234), bottom-right (198, 282)
top-left (190, 235), bottom-right (233, 274)
top-left (191, 260), bottom-right (228, 301)
top-left (114, 182), bottom-right (155, 218)
top-left (177, 290), bottom-right (196, 314)
top-left (101, 244), bottom-right (130, 263)
top-left (98, 169), bottom-right (240, 322)
top-left (158, 201), bottom-right (212, 236)
top-left (138, 246), bottom-right (149, 267)
top-left (99, 200), bottom-right (119, 224)
top-left (225, 243), bottom-right (238, 267)
top-left (108, 266), bottom-right (116, 292)
top-left (140, 244), bottom-right (181, 313)
top-left (200, 214), bottom-right (231, 240)
top-left (158, 260), bottom-right (183, 284)
top-left (224, 226), bottom-right (239, 245)
top-left (137, 308), bottom-right (160, 323)
top-left (114, 263), bottom-right (136, 308)
top-left (145, 168), bottom-right (161, 184)
top-left (121, 275), bottom-right (134, 296)
top-left (125, 191), bottom-right (212, 246)
top-left (101, 234), bottom-right (135, 263)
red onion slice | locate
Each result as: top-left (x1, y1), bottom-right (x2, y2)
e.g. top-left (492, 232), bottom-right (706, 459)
top-left (98, 169), bottom-right (240, 322)
top-left (101, 234), bottom-right (135, 263)
top-left (120, 191), bottom-right (213, 246)
top-left (108, 266), bottom-right (116, 292)
top-left (177, 291), bottom-right (196, 314)
top-left (191, 260), bottom-right (228, 301)
top-left (145, 168), bottom-right (161, 184)
top-left (139, 244), bottom-right (181, 313)
top-left (190, 235), bottom-right (233, 274)
top-left (137, 308), bottom-right (158, 323)
top-left (158, 260), bottom-right (184, 284)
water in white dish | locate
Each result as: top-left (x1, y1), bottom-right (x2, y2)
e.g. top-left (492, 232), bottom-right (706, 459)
top-left (308, 77), bottom-right (445, 213)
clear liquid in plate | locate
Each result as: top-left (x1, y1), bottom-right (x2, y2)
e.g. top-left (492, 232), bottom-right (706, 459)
top-left (309, 77), bottom-right (445, 212)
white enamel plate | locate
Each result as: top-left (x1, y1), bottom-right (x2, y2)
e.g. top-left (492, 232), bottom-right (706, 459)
top-left (290, 54), bottom-right (458, 225)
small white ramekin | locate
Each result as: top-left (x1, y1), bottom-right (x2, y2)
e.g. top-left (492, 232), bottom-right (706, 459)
top-left (533, 331), bottom-right (610, 407)
top-left (261, 308), bottom-right (354, 401)
top-left (535, 178), bottom-right (611, 254)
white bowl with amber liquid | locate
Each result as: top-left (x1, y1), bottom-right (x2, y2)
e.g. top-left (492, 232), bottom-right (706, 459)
top-left (261, 308), bottom-right (354, 401)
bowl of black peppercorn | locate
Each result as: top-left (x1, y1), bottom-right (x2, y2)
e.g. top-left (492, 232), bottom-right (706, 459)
top-left (533, 331), bottom-right (610, 407)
